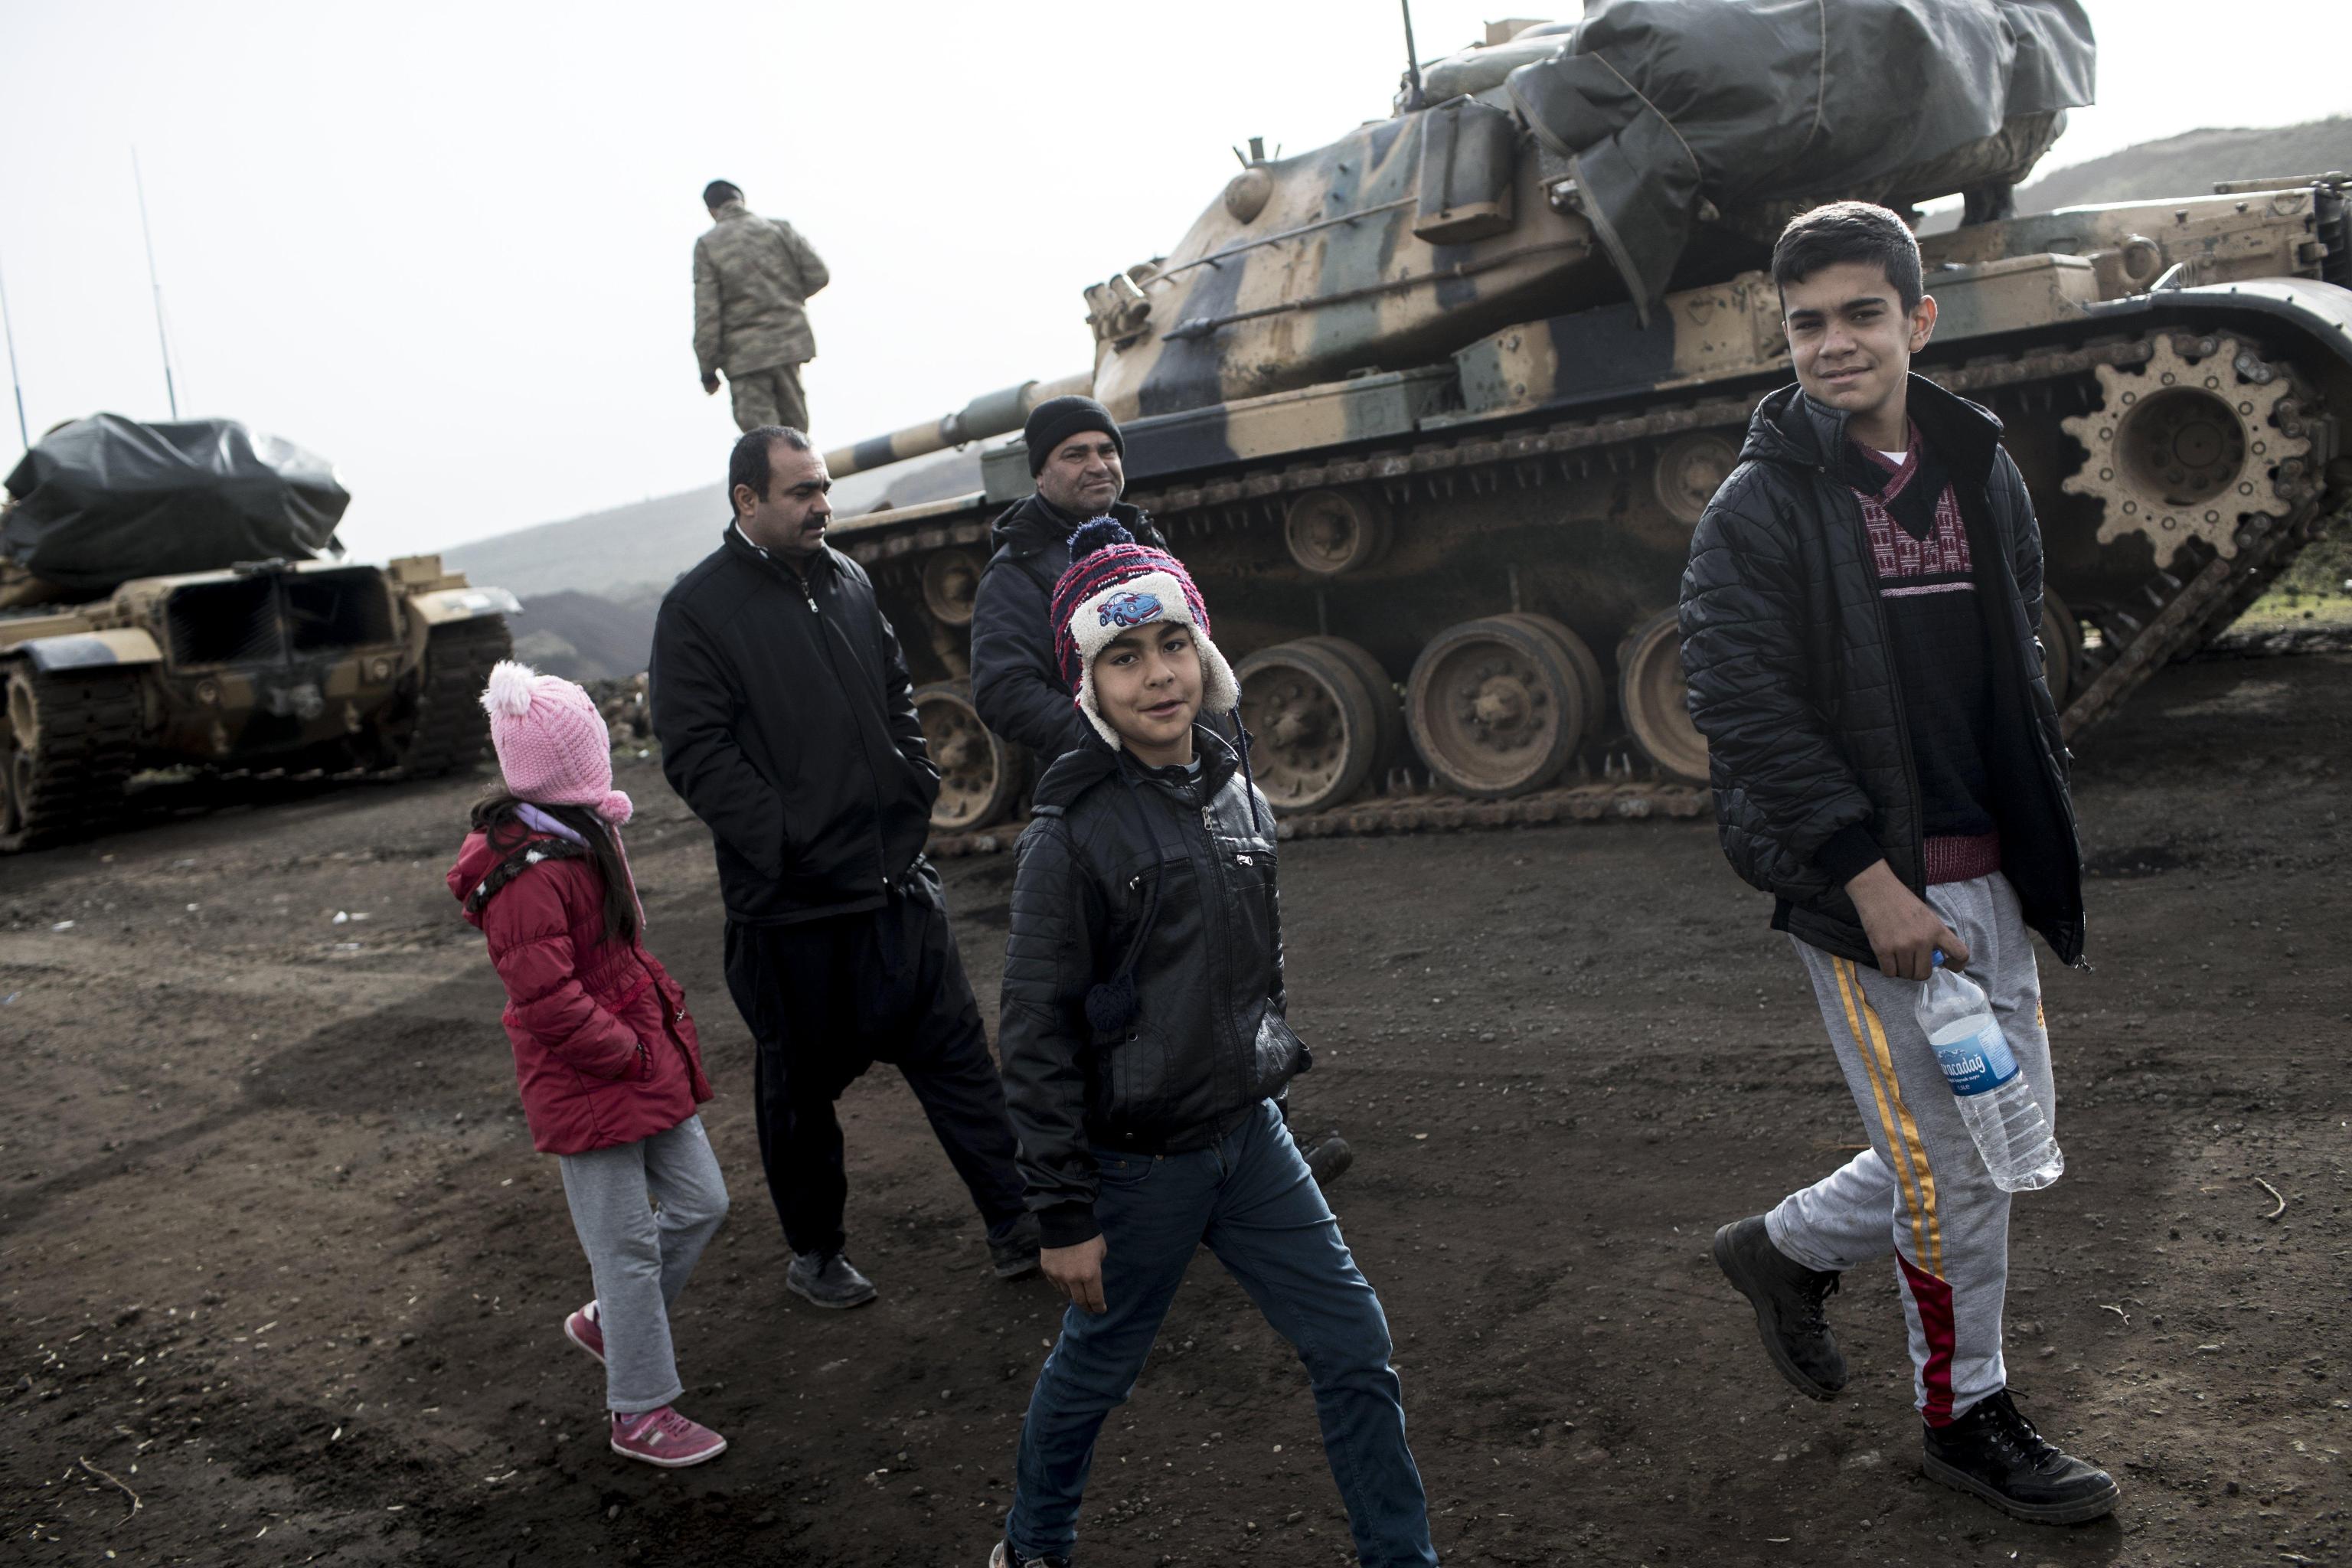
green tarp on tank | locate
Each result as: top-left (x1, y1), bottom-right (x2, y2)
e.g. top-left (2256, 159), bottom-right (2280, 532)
top-left (1504, 0), bottom-right (2096, 315)
top-left (2, 413), bottom-right (348, 593)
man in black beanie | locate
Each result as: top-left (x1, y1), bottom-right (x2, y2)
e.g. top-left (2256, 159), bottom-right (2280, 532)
top-left (967, 395), bottom-right (1357, 1193)
top-left (969, 396), bottom-right (1165, 762)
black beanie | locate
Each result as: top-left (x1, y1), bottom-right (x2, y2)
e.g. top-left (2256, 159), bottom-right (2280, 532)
top-left (1024, 395), bottom-right (1122, 476)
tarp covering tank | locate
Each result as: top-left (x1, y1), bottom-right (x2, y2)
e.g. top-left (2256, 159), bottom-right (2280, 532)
top-left (1503, 0), bottom-right (2097, 311)
top-left (3, 413), bottom-right (349, 593)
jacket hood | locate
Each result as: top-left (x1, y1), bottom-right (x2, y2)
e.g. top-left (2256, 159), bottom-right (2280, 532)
top-left (1031, 723), bottom-right (1243, 814)
top-left (447, 826), bottom-right (561, 929)
top-left (989, 495), bottom-right (1146, 559)
top-left (1740, 374), bottom-right (2004, 483)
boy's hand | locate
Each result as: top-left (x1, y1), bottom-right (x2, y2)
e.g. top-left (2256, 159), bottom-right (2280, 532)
top-left (1845, 860), bottom-right (1968, 980)
top-left (1042, 1237), bottom-right (1107, 1314)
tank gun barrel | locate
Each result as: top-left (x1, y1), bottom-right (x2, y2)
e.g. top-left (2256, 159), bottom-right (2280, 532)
top-left (824, 371), bottom-right (1092, 480)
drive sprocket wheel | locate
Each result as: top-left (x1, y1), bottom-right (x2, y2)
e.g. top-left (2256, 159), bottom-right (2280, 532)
top-left (2060, 336), bottom-right (2313, 570)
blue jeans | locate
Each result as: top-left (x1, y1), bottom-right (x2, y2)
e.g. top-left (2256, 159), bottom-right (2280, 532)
top-left (1007, 1099), bottom-right (1436, 1566)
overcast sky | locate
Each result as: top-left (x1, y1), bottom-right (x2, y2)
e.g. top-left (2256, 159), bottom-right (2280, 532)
top-left (1, 0), bottom-right (2343, 564)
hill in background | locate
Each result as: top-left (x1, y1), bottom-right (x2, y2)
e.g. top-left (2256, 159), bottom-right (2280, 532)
top-left (2016, 116), bottom-right (2350, 211)
top-left (445, 444), bottom-right (978, 603)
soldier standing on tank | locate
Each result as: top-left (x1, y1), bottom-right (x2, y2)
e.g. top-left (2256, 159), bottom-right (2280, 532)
top-left (650, 426), bottom-right (1041, 1308)
top-left (967, 395), bottom-right (1356, 1193)
top-left (693, 181), bottom-right (829, 435)
top-left (1679, 201), bottom-right (2116, 1525)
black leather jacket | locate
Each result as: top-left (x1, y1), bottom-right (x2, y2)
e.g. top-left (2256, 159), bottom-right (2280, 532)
top-left (968, 494), bottom-right (1165, 762)
top-left (650, 529), bottom-right (939, 926)
top-left (1677, 376), bottom-right (2084, 966)
top-left (998, 726), bottom-right (1306, 1246)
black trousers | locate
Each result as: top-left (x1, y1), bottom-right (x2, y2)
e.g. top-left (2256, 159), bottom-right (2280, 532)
top-left (722, 865), bottom-right (1027, 1259)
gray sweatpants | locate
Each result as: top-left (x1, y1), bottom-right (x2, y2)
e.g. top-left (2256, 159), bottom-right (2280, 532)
top-left (1766, 871), bottom-right (2056, 1425)
top-left (558, 1115), bottom-right (730, 1413)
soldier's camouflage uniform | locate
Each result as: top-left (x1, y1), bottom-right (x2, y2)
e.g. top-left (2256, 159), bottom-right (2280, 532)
top-left (693, 198), bottom-right (830, 435)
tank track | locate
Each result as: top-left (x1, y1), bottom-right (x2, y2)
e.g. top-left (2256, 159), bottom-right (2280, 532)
top-left (0, 660), bottom-right (142, 852)
top-left (923, 329), bottom-right (2337, 855)
top-left (391, 616), bottom-right (512, 778)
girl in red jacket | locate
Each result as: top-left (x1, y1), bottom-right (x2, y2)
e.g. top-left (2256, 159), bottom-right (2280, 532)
top-left (448, 661), bottom-right (729, 1468)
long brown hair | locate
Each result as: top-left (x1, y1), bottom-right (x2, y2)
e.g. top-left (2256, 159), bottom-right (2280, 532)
top-left (470, 787), bottom-right (639, 943)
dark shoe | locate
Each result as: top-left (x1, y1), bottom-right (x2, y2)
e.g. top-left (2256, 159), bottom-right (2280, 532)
top-left (989, 1213), bottom-right (1042, 1281)
top-left (987, 1540), bottom-right (1067, 1568)
top-left (1922, 1389), bottom-right (2119, 1524)
top-left (787, 1250), bottom-right (877, 1309)
top-left (1302, 1130), bottom-right (1354, 1190)
top-left (1712, 1215), bottom-right (1847, 1400)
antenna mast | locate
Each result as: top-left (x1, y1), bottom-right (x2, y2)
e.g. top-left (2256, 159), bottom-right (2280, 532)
top-left (0, 251), bottom-right (27, 452)
top-left (1399, 0), bottom-right (1426, 110)
top-left (132, 149), bottom-right (179, 419)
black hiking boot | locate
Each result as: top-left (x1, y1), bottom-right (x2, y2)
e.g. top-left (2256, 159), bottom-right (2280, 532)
top-left (988, 1212), bottom-right (1043, 1281)
top-left (1711, 1215), bottom-right (1847, 1400)
top-left (1922, 1389), bottom-right (2119, 1524)
top-left (787, 1250), bottom-right (878, 1309)
top-left (1302, 1129), bottom-right (1354, 1191)
top-left (988, 1540), bottom-right (1069, 1568)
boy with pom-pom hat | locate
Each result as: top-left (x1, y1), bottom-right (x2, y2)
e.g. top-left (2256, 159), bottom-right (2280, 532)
top-left (987, 521), bottom-right (1436, 1568)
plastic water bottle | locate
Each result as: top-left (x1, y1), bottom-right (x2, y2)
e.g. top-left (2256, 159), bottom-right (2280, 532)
top-left (1916, 952), bottom-right (2063, 1191)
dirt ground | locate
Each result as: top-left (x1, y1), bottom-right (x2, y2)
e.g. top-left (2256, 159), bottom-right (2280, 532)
top-left (2, 645), bottom-right (2347, 1568)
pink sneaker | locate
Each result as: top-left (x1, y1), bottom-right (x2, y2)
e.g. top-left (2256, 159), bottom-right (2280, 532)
top-left (564, 1300), bottom-right (606, 1365)
top-left (609, 1406), bottom-right (727, 1468)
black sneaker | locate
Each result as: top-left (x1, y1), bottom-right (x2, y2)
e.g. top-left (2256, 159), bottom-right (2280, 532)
top-left (987, 1540), bottom-right (1068, 1568)
top-left (988, 1213), bottom-right (1042, 1281)
top-left (1302, 1130), bottom-right (1354, 1190)
top-left (1711, 1215), bottom-right (1847, 1400)
top-left (787, 1250), bottom-right (878, 1309)
top-left (1922, 1389), bottom-right (2119, 1524)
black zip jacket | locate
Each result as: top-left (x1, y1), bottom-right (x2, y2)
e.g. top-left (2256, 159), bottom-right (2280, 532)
top-left (998, 726), bottom-right (1307, 1246)
top-left (650, 528), bottom-right (940, 926)
top-left (968, 495), bottom-right (1165, 761)
top-left (1677, 375), bottom-right (2085, 966)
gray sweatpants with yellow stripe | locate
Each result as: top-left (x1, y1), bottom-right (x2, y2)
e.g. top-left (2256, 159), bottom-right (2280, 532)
top-left (1766, 871), bottom-right (2056, 1425)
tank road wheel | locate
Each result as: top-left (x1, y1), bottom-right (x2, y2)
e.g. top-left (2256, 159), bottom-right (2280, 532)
top-left (1236, 636), bottom-right (1401, 814)
top-left (1615, 609), bottom-right (1709, 785)
top-left (1653, 432), bottom-right (1740, 527)
top-left (914, 680), bottom-right (1022, 833)
top-left (0, 658), bottom-right (141, 854)
top-left (1283, 488), bottom-right (1391, 577)
top-left (920, 547), bottom-right (986, 628)
top-left (2038, 587), bottom-right (2082, 709)
top-left (2060, 336), bottom-right (2314, 570)
top-left (1405, 616), bottom-right (1592, 799)
top-left (1496, 612), bottom-right (1606, 729)
top-left (390, 616), bottom-right (512, 777)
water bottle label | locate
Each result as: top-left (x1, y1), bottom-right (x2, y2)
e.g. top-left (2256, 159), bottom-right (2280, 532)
top-left (1932, 1021), bottom-right (2020, 1096)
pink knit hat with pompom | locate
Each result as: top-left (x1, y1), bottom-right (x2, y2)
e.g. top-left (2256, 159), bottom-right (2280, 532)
top-left (480, 662), bottom-right (632, 825)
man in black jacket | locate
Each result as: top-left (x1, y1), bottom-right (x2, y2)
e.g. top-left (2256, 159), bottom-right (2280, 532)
top-left (968, 395), bottom-right (1354, 1190)
top-left (1679, 204), bottom-right (2115, 1524)
top-left (651, 426), bottom-right (1037, 1308)
top-left (969, 394), bottom-right (1165, 762)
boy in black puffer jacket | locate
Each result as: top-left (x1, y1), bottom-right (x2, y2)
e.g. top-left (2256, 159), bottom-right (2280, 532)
top-left (1679, 201), bottom-right (2114, 1527)
top-left (988, 521), bottom-right (1435, 1568)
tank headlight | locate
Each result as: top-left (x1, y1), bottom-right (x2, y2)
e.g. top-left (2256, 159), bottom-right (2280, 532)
top-left (368, 656), bottom-right (395, 681)
top-left (196, 680), bottom-right (222, 707)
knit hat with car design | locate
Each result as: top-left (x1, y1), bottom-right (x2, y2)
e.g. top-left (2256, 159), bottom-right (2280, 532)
top-left (1049, 518), bottom-right (1239, 750)
top-left (480, 661), bottom-right (633, 825)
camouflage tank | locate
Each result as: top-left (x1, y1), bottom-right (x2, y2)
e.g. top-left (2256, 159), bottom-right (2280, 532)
top-left (1, 416), bottom-right (515, 852)
top-left (824, 10), bottom-right (2352, 838)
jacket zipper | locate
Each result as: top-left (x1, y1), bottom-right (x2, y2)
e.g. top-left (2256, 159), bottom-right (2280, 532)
top-left (780, 554), bottom-right (892, 888)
